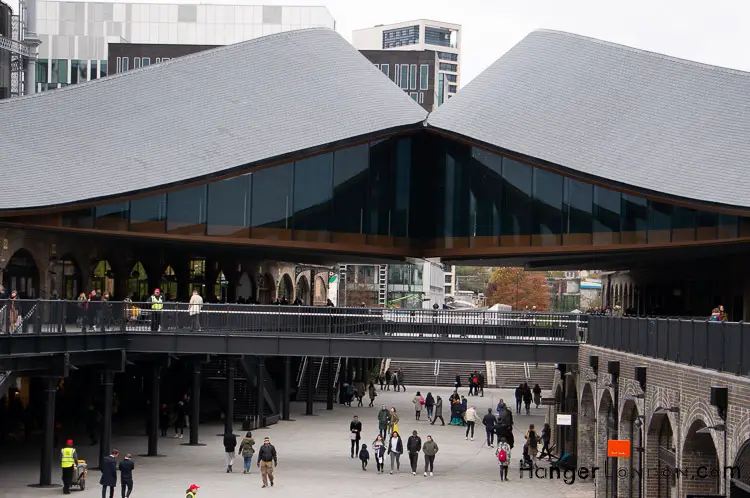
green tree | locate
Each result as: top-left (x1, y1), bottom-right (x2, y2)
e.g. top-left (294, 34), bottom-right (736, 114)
top-left (485, 267), bottom-right (551, 311)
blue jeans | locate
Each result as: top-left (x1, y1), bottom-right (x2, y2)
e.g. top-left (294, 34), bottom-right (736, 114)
top-left (243, 456), bottom-right (252, 472)
top-left (426, 406), bottom-right (433, 419)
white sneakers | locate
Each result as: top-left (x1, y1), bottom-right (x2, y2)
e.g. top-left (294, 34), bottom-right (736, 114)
top-left (470, 437), bottom-right (474, 441)
top-left (465, 437), bottom-right (468, 440)
top-left (430, 472), bottom-right (433, 476)
top-left (412, 472), bottom-right (416, 476)
top-left (423, 472), bottom-right (427, 477)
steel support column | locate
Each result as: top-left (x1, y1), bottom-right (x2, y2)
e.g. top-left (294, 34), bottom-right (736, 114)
top-left (326, 356), bottom-right (334, 410)
top-left (256, 356), bottom-right (264, 426)
top-left (99, 371), bottom-right (114, 468)
top-left (39, 377), bottom-right (57, 486)
top-left (147, 364), bottom-right (160, 456)
top-left (305, 354), bottom-right (314, 415)
top-left (282, 357), bottom-right (290, 420)
top-left (188, 362), bottom-right (201, 445)
top-left (225, 359), bottom-right (235, 434)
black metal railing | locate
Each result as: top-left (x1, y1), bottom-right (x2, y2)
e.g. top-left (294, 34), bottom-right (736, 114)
top-left (587, 315), bottom-right (750, 376)
top-left (0, 300), bottom-right (585, 343)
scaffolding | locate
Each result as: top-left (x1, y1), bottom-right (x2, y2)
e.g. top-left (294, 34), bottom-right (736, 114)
top-left (0, 0), bottom-right (37, 98)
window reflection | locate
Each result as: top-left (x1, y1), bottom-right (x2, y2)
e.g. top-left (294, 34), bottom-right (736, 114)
top-left (532, 168), bottom-right (563, 246)
top-left (696, 211), bottom-right (718, 241)
top-left (293, 153), bottom-right (333, 242)
top-left (130, 194), bottom-right (166, 233)
top-left (672, 206), bottom-right (695, 242)
top-left (564, 178), bottom-right (592, 245)
top-left (593, 186), bottom-right (621, 245)
top-left (332, 145), bottom-right (368, 242)
top-left (207, 174), bottom-right (251, 237)
top-left (648, 202), bottom-right (672, 244)
top-left (621, 194), bottom-right (648, 244)
top-left (502, 158), bottom-right (532, 246)
top-left (96, 201), bottom-right (129, 231)
top-left (470, 148), bottom-right (502, 245)
top-left (368, 140), bottom-right (393, 243)
top-left (251, 163), bottom-right (292, 240)
top-left (167, 185), bottom-right (207, 235)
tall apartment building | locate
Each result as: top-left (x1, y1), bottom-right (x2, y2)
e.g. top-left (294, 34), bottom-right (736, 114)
top-left (32, 1), bottom-right (334, 91)
top-left (352, 19), bottom-right (460, 106)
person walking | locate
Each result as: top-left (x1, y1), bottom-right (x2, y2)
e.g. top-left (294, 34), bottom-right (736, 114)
top-left (148, 288), bottom-right (163, 331)
top-left (379, 373), bottom-right (385, 391)
top-left (392, 372), bottom-right (399, 392)
top-left (533, 384), bottom-right (542, 408)
top-left (358, 444), bottom-right (369, 471)
top-left (397, 369), bottom-right (406, 392)
top-left (454, 372), bottom-right (462, 392)
top-left (422, 435), bottom-right (438, 477)
top-left (388, 407), bottom-right (400, 435)
top-left (118, 454), bottom-right (134, 498)
top-left (497, 437), bottom-right (512, 481)
top-left (372, 435), bottom-right (386, 474)
top-left (174, 401), bottom-right (186, 438)
top-left (406, 430), bottom-right (422, 476)
top-left (257, 437), bottom-right (278, 488)
top-left (523, 384), bottom-right (532, 415)
top-left (349, 415), bottom-right (362, 458)
top-left (525, 424), bottom-right (539, 460)
top-left (223, 429), bottom-right (237, 473)
top-left (377, 405), bottom-right (390, 440)
top-left (464, 404), bottom-right (478, 440)
top-left (159, 403), bottom-right (169, 437)
top-left (482, 408), bottom-right (496, 447)
top-left (514, 384), bottom-right (524, 414)
top-left (477, 372), bottom-right (485, 397)
top-left (384, 369), bottom-right (392, 391)
top-left (188, 289), bottom-right (203, 331)
top-left (412, 391), bottom-right (423, 421)
top-left (238, 431), bottom-right (256, 474)
top-left (387, 431), bottom-right (403, 474)
top-left (538, 423), bottom-right (552, 461)
top-left (60, 439), bottom-right (78, 495)
top-left (430, 396), bottom-right (445, 426)
top-left (424, 392), bottom-right (435, 420)
top-left (99, 448), bottom-right (119, 498)
top-left (185, 484), bottom-right (200, 498)
top-left (368, 382), bottom-right (377, 407)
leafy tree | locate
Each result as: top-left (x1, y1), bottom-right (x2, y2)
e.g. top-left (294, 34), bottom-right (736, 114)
top-left (485, 267), bottom-right (551, 311)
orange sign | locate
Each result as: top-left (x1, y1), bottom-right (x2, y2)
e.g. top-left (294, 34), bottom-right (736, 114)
top-left (607, 440), bottom-right (631, 458)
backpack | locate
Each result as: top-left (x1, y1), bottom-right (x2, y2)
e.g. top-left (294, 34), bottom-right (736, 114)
top-left (528, 430), bottom-right (538, 447)
top-left (497, 449), bottom-right (508, 463)
top-left (420, 397), bottom-right (425, 405)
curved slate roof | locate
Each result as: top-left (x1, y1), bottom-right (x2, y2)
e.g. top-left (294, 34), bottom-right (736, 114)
top-left (427, 30), bottom-right (750, 209)
top-left (0, 28), bottom-right (426, 210)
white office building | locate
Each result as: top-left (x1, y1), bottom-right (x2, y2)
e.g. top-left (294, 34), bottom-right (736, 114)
top-left (32, 1), bottom-right (335, 90)
top-left (352, 19), bottom-right (460, 105)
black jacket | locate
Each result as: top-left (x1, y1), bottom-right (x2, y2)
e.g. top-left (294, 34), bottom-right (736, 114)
top-left (482, 413), bottom-right (496, 429)
top-left (99, 455), bottom-right (117, 487)
top-left (407, 435), bottom-right (422, 454)
top-left (350, 420), bottom-right (362, 441)
top-left (425, 394), bottom-right (435, 408)
top-left (118, 459), bottom-right (134, 481)
top-left (359, 447), bottom-right (369, 461)
top-left (223, 433), bottom-right (237, 452)
top-left (387, 436), bottom-right (403, 454)
top-left (257, 444), bottom-right (277, 464)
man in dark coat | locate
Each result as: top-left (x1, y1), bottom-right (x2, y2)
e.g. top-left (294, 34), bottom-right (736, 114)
top-left (99, 449), bottom-right (119, 498)
top-left (430, 396), bottom-right (445, 425)
top-left (118, 454), bottom-right (134, 498)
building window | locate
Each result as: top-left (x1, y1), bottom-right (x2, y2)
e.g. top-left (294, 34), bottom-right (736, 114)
top-left (141, 58), bottom-right (150, 67)
top-left (439, 62), bottom-right (457, 72)
top-left (374, 63), bottom-right (379, 70)
top-left (162, 57), bottom-right (170, 62)
top-left (410, 64), bottom-right (417, 90)
top-left (409, 92), bottom-right (418, 101)
top-left (437, 51), bottom-right (458, 61)
top-left (155, 58), bottom-right (161, 63)
top-left (425, 26), bottom-right (452, 47)
top-left (400, 64), bottom-right (409, 89)
top-left (134, 57), bottom-right (141, 69)
top-left (382, 25), bottom-right (419, 48)
top-left (446, 74), bottom-right (457, 83)
top-left (100, 61), bottom-right (108, 78)
top-left (437, 72), bottom-right (445, 106)
top-left (395, 65), bottom-right (400, 85)
top-left (116, 57), bottom-right (121, 74)
top-left (121, 57), bottom-right (129, 72)
top-left (36, 59), bottom-right (48, 84)
top-left (70, 60), bottom-right (87, 84)
top-left (418, 92), bottom-right (424, 104)
top-left (448, 84), bottom-right (457, 93)
top-left (380, 63), bottom-right (389, 78)
top-left (419, 64), bottom-right (429, 90)
top-left (90, 60), bottom-right (97, 80)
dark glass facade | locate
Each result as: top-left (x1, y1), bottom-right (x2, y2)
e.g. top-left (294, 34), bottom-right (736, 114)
top-left (34, 133), bottom-right (750, 253)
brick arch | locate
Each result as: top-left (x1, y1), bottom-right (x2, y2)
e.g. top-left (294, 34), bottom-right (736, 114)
top-left (682, 418), bottom-right (720, 496)
top-left (681, 399), bottom-right (721, 454)
top-left (277, 270), bottom-right (295, 300)
top-left (646, 410), bottom-right (676, 498)
top-left (731, 410), bottom-right (750, 460)
top-left (596, 389), bottom-right (616, 498)
top-left (620, 399), bottom-right (643, 498)
top-left (732, 437), bottom-right (750, 491)
top-left (579, 383), bottom-right (596, 469)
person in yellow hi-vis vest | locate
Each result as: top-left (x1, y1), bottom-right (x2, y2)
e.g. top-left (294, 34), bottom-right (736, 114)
top-left (61, 439), bottom-right (78, 494)
top-left (149, 288), bottom-right (163, 332)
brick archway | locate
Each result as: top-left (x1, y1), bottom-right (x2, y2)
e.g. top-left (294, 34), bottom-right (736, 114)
top-left (731, 439), bottom-right (750, 496)
top-left (682, 418), bottom-right (720, 496)
top-left (597, 389), bottom-right (615, 498)
top-left (579, 383), bottom-right (596, 469)
top-left (645, 410), bottom-right (676, 498)
top-left (620, 399), bottom-right (643, 498)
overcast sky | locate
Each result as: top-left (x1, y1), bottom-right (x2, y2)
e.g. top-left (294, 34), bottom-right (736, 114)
top-left (15, 0), bottom-right (750, 83)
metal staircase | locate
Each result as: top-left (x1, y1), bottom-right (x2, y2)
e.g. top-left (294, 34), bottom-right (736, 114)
top-left (296, 356), bottom-right (342, 402)
top-left (377, 265), bottom-right (388, 306)
top-left (202, 357), bottom-right (277, 423)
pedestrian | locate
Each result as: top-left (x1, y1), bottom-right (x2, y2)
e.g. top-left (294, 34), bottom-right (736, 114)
top-left (533, 383), bottom-right (542, 408)
top-left (118, 454), bottom-right (134, 498)
top-left (185, 484), bottom-right (200, 498)
top-left (454, 371), bottom-right (462, 392)
top-left (424, 392), bottom-right (435, 420)
top-left (359, 444), bottom-right (369, 471)
top-left (377, 404), bottom-right (390, 440)
top-left (514, 383), bottom-right (523, 414)
top-left (379, 373), bottom-right (385, 391)
top-left (188, 289), bottom-right (203, 331)
top-left (257, 437), bottom-right (278, 488)
top-left (223, 429), bottom-right (237, 473)
top-left (477, 372), bottom-right (485, 397)
top-left (238, 431), bottom-right (256, 474)
top-left (349, 415), bottom-right (362, 458)
top-left (159, 403), bottom-right (169, 437)
top-left (148, 288), bottom-right (163, 331)
top-left (538, 423), bottom-right (552, 461)
top-left (482, 408), bottom-right (496, 447)
top-left (430, 396), bottom-right (445, 426)
top-left (99, 448), bottom-right (119, 498)
top-left (60, 439), bottom-right (78, 495)
top-left (368, 382), bottom-right (377, 407)
top-left (412, 391), bottom-right (423, 421)
top-left (385, 369), bottom-right (392, 391)
top-left (388, 407), bottom-right (400, 435)
top-left (464, 404), bottom-right (478, 440)
top-left (392, 372), bottom-right (399, 392)
top-left (523, 384), bottom-right (532, 415)
top-left (387, 431), bottom-right (403, 474)
top-left (397, 369), bottom-right (406, 392)
top-left (422, 435), bottom-right (438, 477)
top-left (345, 383), bottom-right (354, 406)
top-left (497, 437), bottom-right (511, 481)
top-left (407, 430), bottom-right (422, 475)
top-left (372, 435), bottom-right (386, 473)
top-left (525, 424), bottom-right (539, 460)
top-left (174, 401), bottom-right (186, 438)
top-left (355, 381), bottom-right (364, 408)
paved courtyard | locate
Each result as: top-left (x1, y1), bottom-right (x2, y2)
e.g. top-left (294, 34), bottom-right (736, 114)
top-left (0, 386), bottom-right (593, 498)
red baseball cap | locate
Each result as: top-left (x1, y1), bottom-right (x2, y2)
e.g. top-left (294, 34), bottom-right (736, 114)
top-left (66, 439), bottom-right (73, 445)
top-left (189, 484), bottom-right (200, 490)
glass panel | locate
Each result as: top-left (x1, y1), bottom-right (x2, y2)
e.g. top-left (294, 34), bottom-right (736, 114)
top-left (70, 60), bottom-right (86, 84)
top-left (648, 201), bottom-right (672, 244)
top-left (207, 174), bottom-right (251, 237)
top-left (95, 201), bottom-right (129, 231)
top-left (501, 158), bottom-right (532, 246)
top-left (400, 64), bottom-right (409, 89)
top-left (564, 178), bottom-right (593, 245)
top-left (130, 194), bottom-right (166, 233)
top-left (380, 64), bottom-right (389, 78)
top-left (167, 185), bottom-right (207, 235)
top-left (593, 186), bottom-right (621, 245)
top-left (718, 214), bottom-right (738, 239)
top-left (100, 61), bottom-right (108, 77)
top-left (293, 153), bottom-right (333, 242)
top-left (410, 64), bottom-right (417, 90)
top-left (532, 168), bottom-right (563, 246)
top-left (251, 163), bottom-right (293, 240)
top-left (469, 148), bottom-right (502, 244)
top-left (368, 139), bottom-right (393, 241)
top-left (621, 194), bottom-right (648, 244)
top-left (419, 64), bottom-right (429, 90)
top-left (332, 145), bottom-right (368, 240)
top-left (437, 73), bottom-right (444, 105)
top-left (62, 208), bottom-right (94, 228)
top-left (696, 211), bottom-right (718, 241)
top-left (89, 60), bottom-right (97, 80)
top-left (36, 59), bottom-right (48, 84)
top-left (392, 138), bottom-right (411, 239)
top-left (672, 206), bottom-right (695, 242)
